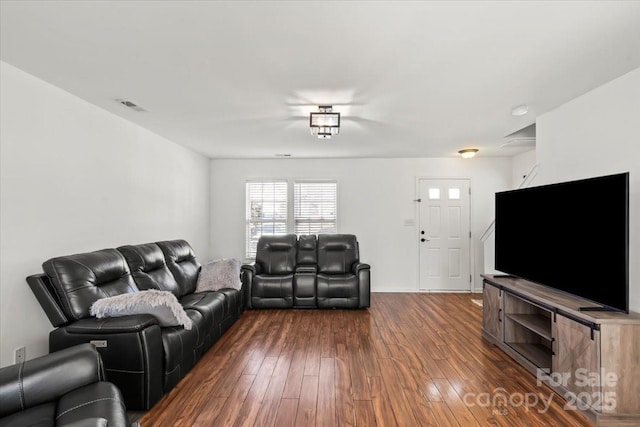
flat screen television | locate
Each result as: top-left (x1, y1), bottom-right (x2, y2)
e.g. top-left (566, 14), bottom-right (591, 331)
top-left (495, 172), bottom-right (629, 313)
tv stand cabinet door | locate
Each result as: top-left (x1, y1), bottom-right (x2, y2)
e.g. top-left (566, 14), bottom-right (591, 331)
top-left (483, 281), bottom-right (502, 341)
top-left (552, 314), bottom-right (600, 409)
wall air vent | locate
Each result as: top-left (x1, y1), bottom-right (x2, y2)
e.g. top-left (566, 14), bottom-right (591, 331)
top-left (116, 99), bottom-right (146, 112)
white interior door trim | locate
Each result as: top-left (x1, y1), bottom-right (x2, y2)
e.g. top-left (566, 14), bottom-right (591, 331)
top-left (415, 176), bottom-right (474, 292)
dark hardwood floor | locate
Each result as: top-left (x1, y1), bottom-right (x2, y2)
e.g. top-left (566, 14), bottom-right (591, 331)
top-left (140, 293), bottom-right (593, 426)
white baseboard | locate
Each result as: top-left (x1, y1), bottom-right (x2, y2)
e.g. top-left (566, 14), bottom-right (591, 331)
top-left (372, 288), bottom-right (483, 294)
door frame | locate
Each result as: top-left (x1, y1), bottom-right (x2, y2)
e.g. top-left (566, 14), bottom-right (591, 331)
top-left (415, 176), bottom-right (474, 292)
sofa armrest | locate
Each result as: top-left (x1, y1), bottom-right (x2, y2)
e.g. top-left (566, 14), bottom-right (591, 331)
top-left (353, 263), bottom-right (371, 308)
top-left (0, 344), bottom-right (102, 417)
top-left (26, 274), bottom-right (69, 327)
top-left (50, 320), bottom-right (163, 410)
top-left (240, 264), bottom-right (255, 308)
top-left (353, 262), bottom-right (370, 274)
top-left (66, 314), bottom-right (158, 334)
top-left (241, 263), bottom-right (260, 275)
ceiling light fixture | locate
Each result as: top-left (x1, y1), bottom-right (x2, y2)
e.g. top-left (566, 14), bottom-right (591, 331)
top-left (458, 148), bottom-right (479, 159)
top-left (310, 105), bottom-right (340, 139)
top-left (511, 105), bottom-right (529, 116)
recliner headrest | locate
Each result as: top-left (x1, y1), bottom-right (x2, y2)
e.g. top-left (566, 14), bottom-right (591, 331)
top-left (265, 242), bottom-right (294, 251)
top-left (118, 243), bottom-right (166, 273)
top-left (42, 249), bottom-right (139, 320)
top-left (255, 234), bottom-right (297, 275)
top-left (323, 242), bottom-right (352, 251)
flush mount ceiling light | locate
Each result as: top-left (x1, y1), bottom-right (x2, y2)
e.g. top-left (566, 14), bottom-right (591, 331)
top-left (310, 106), bottom-right (340, 139)
top-left (511, 105), bottom-right (529, 116)
top-left (458, 148), bottom-right (479, 159)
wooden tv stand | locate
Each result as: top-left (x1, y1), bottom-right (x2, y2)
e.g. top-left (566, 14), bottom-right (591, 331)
top-left (481, 274), bottom-right (640, 426)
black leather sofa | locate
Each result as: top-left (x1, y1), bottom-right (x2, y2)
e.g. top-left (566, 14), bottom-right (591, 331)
top-left (242, 234), bottom-right (370, 309)
top-left (26, 240), bottom-right (244, 410)
top-left (0, 343), bottom-right (129, 427)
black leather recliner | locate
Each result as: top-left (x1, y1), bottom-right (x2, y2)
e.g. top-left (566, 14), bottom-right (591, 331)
top-left (317, 234), bottom-right (370, 308)
top-left (0, 343), bottom-right (129, 427)
top-left (243, 234), bottom-right (297, 308)
top-left (242, 234), bottom-right (370, 309)
top-left (26, 239), bottom-right (244, 410)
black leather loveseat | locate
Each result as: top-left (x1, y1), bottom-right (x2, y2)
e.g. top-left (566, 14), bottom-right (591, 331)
top-left (242, 234), bottom-right (370, 309)
top-left (26, 240), bottom-right (244, 410)
top-left (0, 343), bottom-right (129, 427)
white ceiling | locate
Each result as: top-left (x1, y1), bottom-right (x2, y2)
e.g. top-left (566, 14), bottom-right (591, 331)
top-left (2, 1), bottom-right (640, 159)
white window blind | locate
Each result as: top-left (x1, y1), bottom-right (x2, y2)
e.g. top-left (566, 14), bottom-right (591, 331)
top-left (294, 181), bottom-right (337, 235)
top-left (246, 181), bottom-right (288, 258)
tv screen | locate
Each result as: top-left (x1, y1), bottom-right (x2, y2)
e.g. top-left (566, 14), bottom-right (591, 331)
top-left (495, 172), bottom-right (629, 313)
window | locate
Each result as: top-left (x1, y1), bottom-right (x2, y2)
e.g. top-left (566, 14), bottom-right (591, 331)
top-left (246, 181), bottom-right (288, 258)
top-left (245, 180), bottom-right (338, 258)
top-left (294, 181), bottom-right (337, 235)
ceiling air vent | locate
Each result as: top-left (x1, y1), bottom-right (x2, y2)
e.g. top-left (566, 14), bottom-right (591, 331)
top-left (501, 123), bottom-right (535, 148)
top-left (116, 99), bottom-right (146, 112)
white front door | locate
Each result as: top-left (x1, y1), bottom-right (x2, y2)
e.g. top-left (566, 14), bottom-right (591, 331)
top-left (418, 179), bottom-right (471, 291)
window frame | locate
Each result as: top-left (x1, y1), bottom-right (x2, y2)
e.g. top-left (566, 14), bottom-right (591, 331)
top-left (293, 180), bottom-right (339, 236)
top-left (244, 179), bottom-right (338, 259)
top-left (245, 180), bottom-right (289, 259)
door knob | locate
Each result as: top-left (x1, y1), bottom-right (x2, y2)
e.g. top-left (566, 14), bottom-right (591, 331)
top-left (421, 238), bottom-right (426, 242)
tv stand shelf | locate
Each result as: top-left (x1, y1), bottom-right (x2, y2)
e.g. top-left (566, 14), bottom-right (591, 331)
top-left (506, 313), bottom-right (552, 339)
top-left (481, 274), bottom-right (640, 427)
top-left (508, 342), bottom-right (551, 371)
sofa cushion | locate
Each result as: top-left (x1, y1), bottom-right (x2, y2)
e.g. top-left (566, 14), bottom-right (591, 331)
top-left (43, 249), bottom-right (139, 321)
top-left (251, 275), bottom-right (293, 308)
top-left (180, 292), bottom-right (227, 350)
top-left (180, 292), bottom-right (226, 327)
top-left (156, 240), bottom-right (201, 296)
top-left (90, 290), bottom-right (192, 329)
top-left (255, 234), bottom-right (297, 275)
top-left (216, 288), bottom-right (242, 318)
top-left (317, 273), bottom-right (359, 308)
top-left (118, 243), bottom-right (182, 297)
top-left (317, 234), bottom-right (359, 275)
top-left (196, 259), bottom-right (242, 292)
top-left (161, 310), bottom-right (202, 391)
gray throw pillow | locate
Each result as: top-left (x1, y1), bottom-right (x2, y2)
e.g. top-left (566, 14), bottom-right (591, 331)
top-left (90, 290), bottom-right (192, 329)
top-left (196, 258), bottom-right (242, 292)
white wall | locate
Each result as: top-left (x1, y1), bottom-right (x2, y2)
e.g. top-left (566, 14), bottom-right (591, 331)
top-left (536, 67), bottom-right (640, 312)
top-left (0, 62), bottom-right (211, 366)
top-left (511, 149), bottom-right (537, 188)
top-left (481, 149), bottom-right (537, 274)
top-left (210, 157), bottom-right (511, 293)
